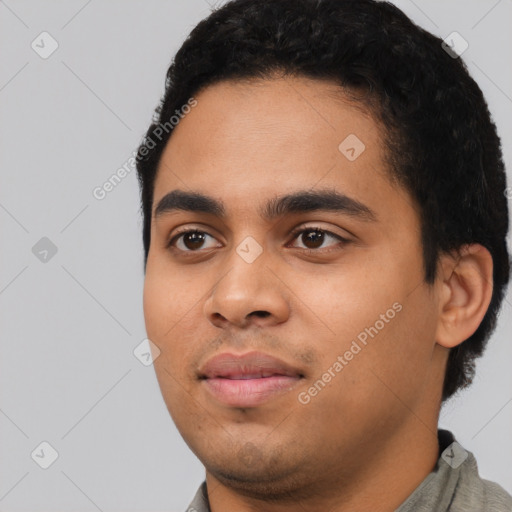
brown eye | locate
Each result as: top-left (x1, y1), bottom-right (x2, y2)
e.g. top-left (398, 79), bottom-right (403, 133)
top-left (289, 226), bottom-right (348, 252)
top-left (301, 229), bottom-right (325, 249)
top-left (169, 230), bottom-right (220, 252)
top-left (182, 231), bottom-right (207, 250)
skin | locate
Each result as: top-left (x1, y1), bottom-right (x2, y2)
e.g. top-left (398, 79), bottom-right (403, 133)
top-left (143, 74), bottom-right (493, 512)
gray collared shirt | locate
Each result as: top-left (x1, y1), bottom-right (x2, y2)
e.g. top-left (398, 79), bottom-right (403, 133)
top-left (185, 430), bottom-right (512, 512)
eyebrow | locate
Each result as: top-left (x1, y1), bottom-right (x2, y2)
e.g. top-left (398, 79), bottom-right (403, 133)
top-left (153, 188), bottom-right (377, 222)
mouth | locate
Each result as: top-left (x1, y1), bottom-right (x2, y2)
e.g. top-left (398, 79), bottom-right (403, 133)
top-left (198, 351), bottom-right (305, 407)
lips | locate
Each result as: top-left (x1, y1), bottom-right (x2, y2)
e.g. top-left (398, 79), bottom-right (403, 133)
top-left (199, 351), bottom-right (304, 379)
top-left (199, 351), bottom-right (304, 407)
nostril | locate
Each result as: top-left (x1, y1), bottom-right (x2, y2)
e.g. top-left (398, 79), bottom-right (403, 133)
top-left (252, 311), bottom-right (270, 318)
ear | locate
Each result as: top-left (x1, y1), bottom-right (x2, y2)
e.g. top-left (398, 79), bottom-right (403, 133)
top-left (435, 244), bottom-right (493, 349)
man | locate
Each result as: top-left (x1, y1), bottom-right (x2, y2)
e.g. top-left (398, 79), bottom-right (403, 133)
top-left (135, 0), bottom-right (512, 510)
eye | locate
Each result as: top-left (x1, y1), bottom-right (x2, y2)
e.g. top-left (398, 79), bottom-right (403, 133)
top-left (168, 229), bottom-right (221, 252)
top-left (167, 226), bottom-right (349, 255)
top-left (288, 227), bottom-right (348, 252)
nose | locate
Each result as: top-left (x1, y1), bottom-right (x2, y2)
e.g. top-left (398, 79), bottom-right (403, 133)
top-left (203, 245), bottom-right (290, 329)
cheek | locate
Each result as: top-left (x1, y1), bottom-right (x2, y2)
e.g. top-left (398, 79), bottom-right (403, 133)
top-left (143, 274), bottom-right (170, 341)
top-left (345, 291), bottom-right (439, 411)
top-left (292, 253), bottom-right (434, 384)
top-left (143, 260), bottom-right (198, 339)
top-left (289, 260), bottom-right (405, 343)
top-left (143, 271), bottom-right (200, 412)
top-left (143, 264), bottom-right (206, 375)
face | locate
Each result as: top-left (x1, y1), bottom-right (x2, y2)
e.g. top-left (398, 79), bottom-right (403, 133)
top-left (143, 75), bottom-right (446, 497)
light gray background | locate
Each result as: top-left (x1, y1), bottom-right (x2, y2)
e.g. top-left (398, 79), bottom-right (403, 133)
top-left (1, 1), bottom-right (511, 510)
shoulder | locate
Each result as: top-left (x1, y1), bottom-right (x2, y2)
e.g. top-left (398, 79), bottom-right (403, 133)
top-left (482, 479), bottom-right (512, 511)
top-left (451, 446), bottom-right (512, 511)
top-left (462, 474), bottom-right (512, 511)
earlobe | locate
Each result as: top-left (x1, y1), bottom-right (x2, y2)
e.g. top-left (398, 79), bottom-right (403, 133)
top-left (435, 244), bottom-right (493, 349)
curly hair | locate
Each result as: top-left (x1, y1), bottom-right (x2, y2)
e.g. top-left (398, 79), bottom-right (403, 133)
top-left (136, 0), bottom-right (510, 401)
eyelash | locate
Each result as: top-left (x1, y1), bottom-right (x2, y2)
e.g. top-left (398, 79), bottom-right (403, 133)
top-left (167, 226), bottom-right (349, 255)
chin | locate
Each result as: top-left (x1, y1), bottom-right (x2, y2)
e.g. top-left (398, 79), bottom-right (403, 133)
top-left (207, 462), bottom-right (309, 501)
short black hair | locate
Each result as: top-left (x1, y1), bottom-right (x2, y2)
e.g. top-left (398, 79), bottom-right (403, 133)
top-left (136, 0), bottom-right (510, 401)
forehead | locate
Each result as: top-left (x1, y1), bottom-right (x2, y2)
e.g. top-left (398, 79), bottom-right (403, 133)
top-left (167, 75), bottom-right (382, 148)
top-left (153, 75), bottom-right (395, 212)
